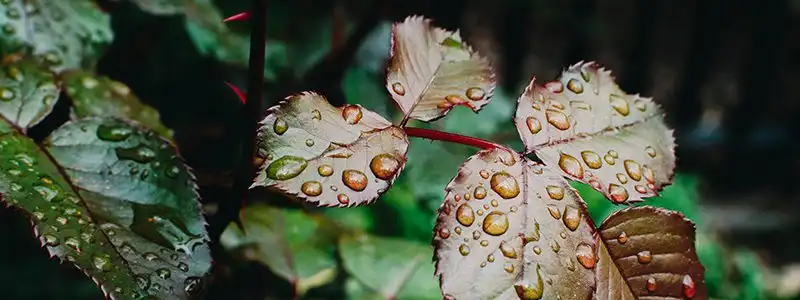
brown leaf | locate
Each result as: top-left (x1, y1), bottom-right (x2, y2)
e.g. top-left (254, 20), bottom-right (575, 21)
top-left (252, 92), bottom-right (409, 207)
top-left (433, 148), bottom-right (597, 299)
top-left (386, 16), bottom-right (496, 122)
top-left (514, 61), bottom-right (676, 203)
top-left (596, 206), bottom-right (706, 300)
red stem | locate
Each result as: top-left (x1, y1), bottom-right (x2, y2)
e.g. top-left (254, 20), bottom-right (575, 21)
top-left (404, 127), bottom-right (504, 150)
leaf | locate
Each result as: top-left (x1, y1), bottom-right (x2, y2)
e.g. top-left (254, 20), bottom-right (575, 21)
top-left (62, 70), bottom-right (173, 139)
top-left (252, 92), bottom-right (409, 207)
top-left (0, 56), bottom-right (59, 131)
top-left (386, 16), bottom-right (496, 122)
top-left (126, 0), bottom-right (185, 15)
top-left (0, 0), bottom-right (113, 70)
top-left (596, 206), bottom-right (706, 300)
top-left (220, 204), bottom-right (337, 296)
top-left (433, 148), bottom-right (597, 299)
top-left (514, 61), bottom-right (676, 203)
top-left (0, 117), bottom-right (211, 299)
top-left (340, 234), bottom-right (440, 300)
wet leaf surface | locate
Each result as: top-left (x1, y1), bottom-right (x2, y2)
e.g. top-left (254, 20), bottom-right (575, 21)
top-left (62, 70), bottom-right (173, 139)
top-left (596, 206), bottom-right (706, 300)
top-left (433, 148), bottom-right (597, 300)
top-left (386, 16), bottom-right (495, 122)
top-left (0, 57), bottom-right (59, 131)
top-left (252, 92), bottom-right (409, 207)
top-left (0, 117), bottom-right (211, 299)
top-left (0, 0), bottom-right (113, 70)
top-left (514, 62), bottom-right (676, 203)
top-left (340, 234), bottom-right (440, 300)
top-left (220, 204), bottom-right (337, 297)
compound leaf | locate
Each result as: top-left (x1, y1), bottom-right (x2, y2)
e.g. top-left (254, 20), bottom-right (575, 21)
top-left (62, 70), bottom-right (173, 139)
top-left (252, 92), bottom-right (409, 207)
top-left (433, 148), bottom-right (597, 299)
top-left (386, 16), bottom-right (495, 122)
top-left (514, 62), bottom-right (676, 204)
top-left (596, 206), bottom-right (706, 299)
top-left (0, 56), bottom-right (59, 131)
top-left (0, 117), bottom-right (210, 299)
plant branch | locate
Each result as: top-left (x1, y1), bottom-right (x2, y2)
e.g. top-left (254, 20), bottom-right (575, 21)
top-left (404, 127), bottom-right (504, 150)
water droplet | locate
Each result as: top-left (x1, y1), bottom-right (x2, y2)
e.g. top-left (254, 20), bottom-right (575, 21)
top-left (9, 183), bottom-right (22, 192)
top-left (466, 87), bottom-right (486, 100)
top-left (634, 99), bottom-right (647, 111)
top-left (311, 109), bottom-right (321, 120)
top-left (500, 241), bottom-right (517, 258)
top-left (609, 94), bottom-right (630, 116)
top-left (608, 150), bottom-right (619, 158)
top-left (490, 171), bottom-right (519, 199)
top-left (82, 77), bottom-right (99, 89)
top-left (33, 186), bottom-right (58, 202)
top-left (458, 244), bottom-right (470, 256)
top-left (645, 146), bottom-right (657, 158)
top-left (558, 153), bottom-right (584, 179)
top-left (634, 185), bottom-right (647, 194)
top-left (165, 165), bottom-right (181, 178)
top-left (480, 240), bottom-right (489, 247)
top-left (566, 79), bottom-right (583, 94)
top-left (504, 263), bottom-right (515, 273)
top-left (479, 170), bottom-right (490, 179)
top-left (93, 255), bottom-right (112, 272)
top-left (454, 227), bottom-right (462, 235)
top-left (156, 268), bottom-right (171, 279)
top-left (624, 160), bottom-right (642, 181)
top-left (265, 156), bottom-right (308, 180)
top-left (525, 117), bottom-right (542, 134)
top-left (178, 262), bottom-right (189, 272)
top-left (575, 243), bottom-right (596, 269)
top-left (643, 167), bottom-right (655, 184)
top-left (551, 241), bottom-right (560, 253)
top-left (545, 109), bottom-right (570, 130)
top-left (473, 186), bottom-right (487, 199)
top-left (682, 275), bottom-right (696, 298)
top-left (438, 227), bottom-right (450, 239)
top-left (81, 232), bottom-right (95, 244)
top-left (273, 118), bottom-right (288, 135)
top-left (184, 277), bottom-right (203, 296)
top-left (550, 100), bottom-right (565, 110)
top-left (617, 231), bottom-right (628, 244)
top-left (43, 234), bottom-right (59, 246)
top-left (545, 81), bottom-right (563, 93)
top-left (637, 250), bottom-right (653, 264)
top-left (456, 204), bottom-right (474, 226)
top-left (342, 169), bottom-right (368, 191)
top-left (608, 184), bottom-right (629, 203)
top-left (143, 252), bottom-right (159, 261)
top-left (646, 277), bottom-right (657, 292)
top-left (115, 144), bottom-right (157, 163)
top-left (43, 95), bottom-right (55, 105)
top-left (305, 139), bottom-right (314, 147)
top-left (514, 279), bottom-right (544, 300)
top-left (482, 211), bottom-right (509, 236)
top-left (0, 87), bottom-right (14, 101)
top-left (486, 254), bottom-right (495, 263)
top-left (560, 231), bottom-right (568, 239)
top-left (562, 206), bottom-right (581, 231)
top-left (317, 165), bottom-right (333, 177)
top-left (533, 246), bottom-right (542, 255)
top-left (472, 230), bottom-right (481, 240)
top-left (55, 216), bottom-right (68, 225)
top-left (301, 181), bottom-right (322, 196)
top-left (370, 153), bottom-right (400, 180)
top-left (615, 173), bottom-right (628, 184)
top-left (337, 194), bottom-right (349, 205)
top-left (547, 205), bottom-right (561, 219)
top-left (391, 82), bottom-right (405, 96)
top-left (342, 105), bottom-right (363, 124)
top-left (544, 185), bottom-right (565, 200)
top-left (580, 151), bottom-right (602, 169)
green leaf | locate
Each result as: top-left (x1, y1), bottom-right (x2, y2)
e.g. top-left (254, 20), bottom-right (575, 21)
top-left (126, 0), bottom-right (186, 15)
top-left (342, 67), bottom-right (391, 117)
top-left (0, 56), bottom-right (59, 131)
top-left (0, 0), bottom-right (113, 70)
top-left (340, 234), bottom-right (440, 300)
top-left (220, 204), bottom-right (338, 296)
top-left (62, 69), bottom-right (173, 140)
top-left (0, 117), bottom-right (211, 299)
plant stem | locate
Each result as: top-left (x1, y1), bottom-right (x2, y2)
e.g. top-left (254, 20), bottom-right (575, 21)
top-left (404, 127), bottom-right (504, 150)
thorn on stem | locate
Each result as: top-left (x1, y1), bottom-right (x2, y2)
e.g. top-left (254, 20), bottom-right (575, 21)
top-left (222, 11), bottom-right (251, 23)
top-left (224, 81), bottom-right (247, 104)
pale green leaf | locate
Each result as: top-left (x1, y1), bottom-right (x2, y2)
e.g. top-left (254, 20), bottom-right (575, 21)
top-left (0, 56), bottom-right (59, 131)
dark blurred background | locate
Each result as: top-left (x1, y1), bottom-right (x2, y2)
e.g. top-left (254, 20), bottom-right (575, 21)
top-left (1, 0), bottom-right (799, 299)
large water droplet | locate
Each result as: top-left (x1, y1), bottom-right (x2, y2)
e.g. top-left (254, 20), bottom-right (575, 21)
top-left (0, 87), bottom-right (15, 101)
top-left (342, 169), bottom-right (368, 191)
top-left (466, 87), bottom-right (486, 101)
top-left (317, 164), bottom-right (333, 177)
top-left (525, 117), bottom-right (542, 134)
top-left (337, 194), bottom-right (349, 205)
top-left (545, 109), bottom-right (570, 130)
top-left (482, 211), bottom-right (509, 236)
top-left (609, 94), bottom-right (630, 116)
top-left (473, 186), bottom-right (487, 199)
top-left (369, 153), bottom-right (400, 180)
top-left (391, 82), bottom-right (405, 96)
top-left (558, 153), bottom-right (584, 179)
top-left (637, 250), bottom-right (653, 264)
top-left (575, 243), bottom-right (596, 269)
top-left (342, 105), bottom-right (363, 124)
top-left (301, 181), bottom-right (322, 196)
top-left (437, 227), bottom-right (450, 239)
top-left (608, 184), bottom-right (629, 203)
top-left (265, 156), bottom-right (308, 180)
top-left (499, 241), bottom-right (517, 258)
top-left (646, 277), bottom-right (657, 292)
top-left (682, 275), bottom-right (696, 298)
top-left (580, 151), bottom-right (602, 169)
top-left (96, 124), bottom-right (132, 142)
top-left (562, 205), bottom-right (581, 231)
top-left (116, 144), bottom-right (157, 163)
top-left (458, 244), bottom-right (470, 256)
top-left (93, 255), bottom-right (112, 272)
top-left (566, 79), bottom-right (583, 94)
top-left (617, 231), bottom-right (628, 244)
top-left (490, 171), bottom-right (519, 199)
top-left (545, 185), bottom-right (564, 200)
top-left (624, 160), bottom-right (642, 181)
top-left (456, 203), bottom-right (474, 226)
top-left (273, 118), bottom-right (288, 135)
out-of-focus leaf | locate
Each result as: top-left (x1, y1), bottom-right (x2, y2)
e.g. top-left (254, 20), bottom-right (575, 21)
top-left (514, 61), bottom-right (676, 204)
top-left (433, 148), bottom-right (596, 299)
top-left (0, 117), bottom-right (211, 299)
top-left (342, 66), bottom-right (391, 117)
top-left (381, 182), bottom-right (435, 242)
top-left (732, 251), bottom-right (766, 300)
top-left (321, 205), bottom-right (375, 233)
top-left (252, 92), bottom-right (409, 207)
top-left (340, 234), bottom-right (440, 300)
top-left (0, 0), bottom-right (113, 70)
top-left (126, 0), bottom-right (185, 15)
top-left (220, 204), bottom-right (337, 297)
top-left (62, 70), bottom-right (173, 139)
top-left (0, 57), bottom-right (59, 131)
top-left (596, 206), bottom-right (706, 299)
top-left (386, 16), bottom-right (496, 122)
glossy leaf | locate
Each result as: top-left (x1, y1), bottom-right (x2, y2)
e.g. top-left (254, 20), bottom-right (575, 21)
top-left (0, 0), bottom-right (113, 70)
top-left (596, 206), bottom-right (706, 299)
top-left (0, 57), bottom-right (59, 131)
top-left (0, 117), bottom-right (210, 299)
top-left (386, 16), bottom-right (495, 122)
top-left (62, 70), bottom-right (173, 139)
top-left (433, 148), bottom-right (597, 299)
top-left (252, 92), bottom-right (409, 207)
top-left (514, 61), bottom-right (676, 203)
top-left (220, 204), bottom-right (337, 296)
top-left (340, 234), bottom-right (440, 299)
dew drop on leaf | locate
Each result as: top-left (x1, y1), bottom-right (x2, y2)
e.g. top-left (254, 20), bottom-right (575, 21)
top-left (96, 124), bottom-right (133, 142)
top-left (342, 105), bottom-right (363, 124)
top-left (682, 275), bottom-right (696, 298)
top-left (458, 244), bottom-right (470, 256)
top-left (482, 211), bottom-right (509, 236)
top-left (156, 268), bottom-right (171, 279)
top-left (455, 203), bottom-right (475, 226)
top-left (43, 234), bottom-right (59, 246)
top-left (624, 160), bottom-right (642, 181)
top-left (301, 181), bottom-right (322, 196)
top-left (575, 243), bottom-right (595, 269)
top-left (546, 205), bottom-right (561, 219)
top-left (580, 151), bottom-right (602, 169)
top-left (92, 255), bottom-right (112, 272)
top-left (490, 171), bottom-right (519, 199)
top-left (499, 241), bottom-right (517, 258)
top-left (0, 87), bottom-right (15, 101)
top-left (566, 79), bottom-right (583, 94)
top-left (637, 250), bottom-right (653, 264)
top-left (546, 185), bottom-right (564, 200)
top-left (545, 109), bottom-right (570, 130)
top-left (115, 144), bottom-right (157, 163)
top-left (165, 165), bottom-right (181, 178)
top-left (646, 277), bottom-right (657, 292)
top-left (473, 186), bottom-right (487, 199)
top-left (609, 94), bottom-right (630, 116)
top-left (273, 118), bottom-right (288, 135)
top-left (317, 164), bottom-right (333, 177)
top-left (466, 87), bottom-right (485, 101)
top-left (265, 156), bottom-right (308, 180)
top-left (562, 206), bottom-right (581, 231)
top-left (391, 82), bottom-right (405, 96)
top-left (608, 184), bottom-right (629, 203)
top-left (558, 153), bottom-right (584, 179)
top-left (617, 231), bottom-right (628, 244)
top-left (369, 153), bottom-right (400, 180)
top-left (336, 194), bottom-right (349, 205)
top-left (341, 169), bottom-right (368, 191)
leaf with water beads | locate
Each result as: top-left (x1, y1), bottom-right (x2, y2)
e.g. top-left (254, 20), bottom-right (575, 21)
top-left (386, 16), bottom-right (496, 122)
top-left (513, 61), bottom-right (676, 203)
top-left (0, 0), bottom-right (113, 71)
top-left (252, 92), bottom-right (409, 207)
top-left (0, 56), bottom-right (59, 131)
top-left (595, 206), bottom-right (706, 300)
top-left (433, 148), bottom-right (597, 300)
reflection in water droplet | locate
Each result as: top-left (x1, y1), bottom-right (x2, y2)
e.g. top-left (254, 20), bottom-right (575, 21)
top-left (487, 254), bottom-right (495, 262)
top-left (504, 263), bottom-right (515, 273)
top-left (545, 109), bottom-right (570, 130)
top-left (337, 194), bottom-right (349, 205)
top-left (547, 205), bottom-right (561, 219)
top-left (609, 94), bottom-right (630, 116)
top-left (369, 153), bottom-right (400, 180)
top-left (575, 243), bottom-right (596, 269)
top-left (266, 156), bottom-right (308, 180)
top-left (546, 185), bottom-right (564, 200)
top-left (580, 151), bottom-right (602, 169)
top-left (566, 79), bottom-right (583, 94)
top-left (558, 153), bottom-right (584, 179)
top-left (637, 250), bottom-right (653, 264)
top-left (301, 181), bottom-right (322, 196)
top-left (608, 184), bottom-right (629, 203)
top-left (0, 87), bottom-right (14, 101)
top-left (479, 170), bottom-right (490, 179)
top-left (96, 124), bottom-right (132, 142)
top-left (391, 82), bottom-right (405, 96)
top-left (342, 169), bottom-right (368, 191)
top-left (317, 165), bottom-right (333, 177)
top-left (438, 227), bottom-right (450, 239)
top-left (456, 204), bottom-right (475, 226)
top-left (482, 211), bottom-right (509, 236)
top-left (682, 275), bottom-right (696, 298)
top-left (646, 277), bottom-right (657, 292)
top-left (617, 231), bottom-right (628, 244)
top-left (473, 186), bottom-right (487, 199)
top-left (115, 144), bottom-right (157, 164)
top-left (459, 244), bottom-right (470, 256)
top-left (500, 241), bottom-right (517, 258)
top-left (342, 105), bottom-right (363, 124)
top-left (472, 230), bottom-right (481, 240)
top-left (562, 206), bottom-right (581, 231)
top-left (466, 87), bottom-right (486, 100)
top-left (490, 172), bottom-right (519, 199)
top-left (273, 118), bottom-right (288, 135)
top-left (624, 160), bottom-right (642, 181)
